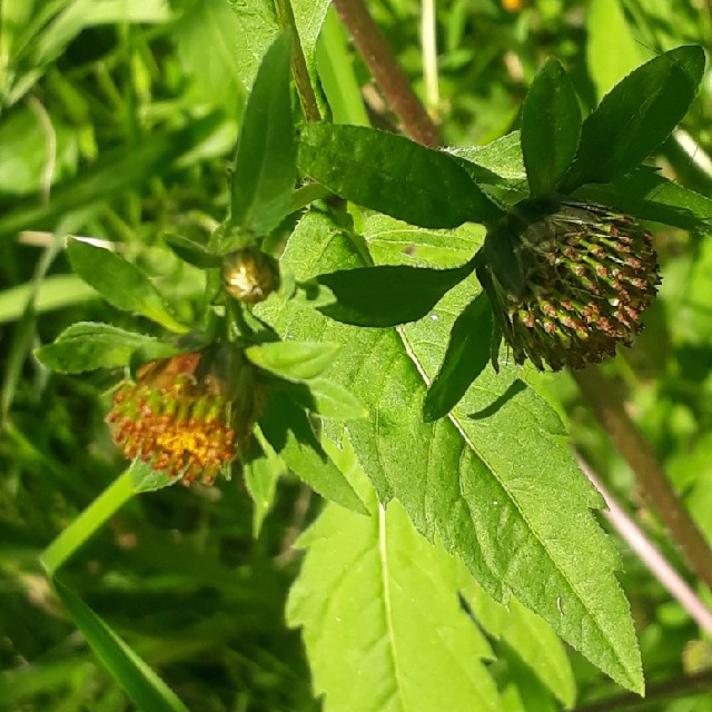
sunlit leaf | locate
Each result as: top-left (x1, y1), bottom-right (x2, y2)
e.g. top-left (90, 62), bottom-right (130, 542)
top-left (67, 239), bottom-right (189, 333)
top-left (299, 123), bottom-right (503, 228)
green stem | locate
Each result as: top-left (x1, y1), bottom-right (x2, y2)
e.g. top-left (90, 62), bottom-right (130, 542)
top-left (315, 7), bottom-right (369, 126)
top-left (40, 469), bottom-right (135, 576)
top-left (273, 0), bottom-right (321, 122)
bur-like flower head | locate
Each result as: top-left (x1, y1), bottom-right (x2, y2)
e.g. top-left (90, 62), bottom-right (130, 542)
top-left (107, 352), bottom-right (244, 485)
top-left (480, 199), bottom-right (660, 371)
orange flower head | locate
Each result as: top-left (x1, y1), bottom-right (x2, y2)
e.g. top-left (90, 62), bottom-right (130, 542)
top-left (107, 352), bottom-right (238, 486)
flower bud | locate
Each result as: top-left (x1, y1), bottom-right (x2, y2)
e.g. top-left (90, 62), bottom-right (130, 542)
top-left (107, 352), bottom-right (252, 485)
top-left (480, 200), bottom-right (660, 371)
top-left (222, 247), bottom-right (279, 304)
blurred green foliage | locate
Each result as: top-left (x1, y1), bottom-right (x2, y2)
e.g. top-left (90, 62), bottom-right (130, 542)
top-left (1, 0), bottom-right (712, 710)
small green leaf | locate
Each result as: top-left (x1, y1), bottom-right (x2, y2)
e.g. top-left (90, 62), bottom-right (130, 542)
top-left (573, 166), bottom-right (712, 231)
top-left (245, 340), bottom-right (340, 380)
top-left (35, 322), bottom-right (178, 373)
top-left (244, 428), bottom-right (284, 537)
top-left (129, 459), bottom-right (181, 494)
top-left (562, 45), bottom-right (705, 191)
top-left (52, 577), bottom-right (189, 712)
top-left (163, 234), bottom-right (221, 268)
top-left (299, 123), bottom-right (503, 228)
top-left (316, 261), bottom-right (476, 327)
top-left (231, 31), bottom-right (296, 235)
top-left (66, 240), bottom-right (189, 333)
top-left (258, 392), bottom-right (366, 513)
top-left (280, 378), bottom-right (368, 420)
top-left (522, 58), bottom-right (581, 197)
top-left (423, 292), bottom-right (493, 421)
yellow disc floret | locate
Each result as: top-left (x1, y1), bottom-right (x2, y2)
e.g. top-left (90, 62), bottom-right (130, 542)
top-left (107, 353), bottom-right (239, 485)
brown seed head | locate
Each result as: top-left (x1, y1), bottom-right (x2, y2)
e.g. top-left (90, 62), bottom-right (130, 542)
top-left (480, 200), bottom-right (660, 371)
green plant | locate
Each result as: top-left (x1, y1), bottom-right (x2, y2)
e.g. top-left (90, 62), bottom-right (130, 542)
top-left (4, 1), bottom-right (712, 711)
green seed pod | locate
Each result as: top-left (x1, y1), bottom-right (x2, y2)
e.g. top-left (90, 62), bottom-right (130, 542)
top-left (479, 199), bottom-right (660, 371)
top-left (222, 247), bottom-right (280, 304)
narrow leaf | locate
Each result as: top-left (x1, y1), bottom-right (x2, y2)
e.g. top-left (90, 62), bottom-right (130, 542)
top-left (258, 392), bottom-right (366, 513)
top-left (562, 45), bottom-right (705, 191)
top-left (67, 240), bottom-right (189, 333)
top-left (231, 31), bottom-right (296, 235)
top-left (573, 166), bottom-right (712, 231)
top-left (299, 123), bottom-right (503, 228)
top-left (522, 58), bottom-right (581, 197)
top-left (288, 457), bottom-right (502, 712)
top-left (245, 340), bottom-right (340, 380)
top-left (35, 322), bottom-right (177, 373)
top-left (52, 577), bottom-right (189, 712)
top-left (163, 234), bottom-right (221, 268)
top-left (316, 261), bottom-right (475, 327)
top-left (423, 292), bottom-right (493, 421)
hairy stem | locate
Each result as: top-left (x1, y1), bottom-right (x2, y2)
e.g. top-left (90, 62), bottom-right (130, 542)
top-left (273, 0), bottom-right (321, 122)
top-left (332, 0), bottom-right (441, 146)
top-left (577, 454), bottom-right (712, 632)
top-left (573, 366), bottom-right (712, 592)
top-left (571, 670), bottom-right (712, 712)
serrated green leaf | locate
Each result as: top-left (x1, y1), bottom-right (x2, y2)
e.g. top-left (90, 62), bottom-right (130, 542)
top-left (258, 391), bottom-right (366, 513)
top-left (423, 292), bottom-right (492, 421)
top-left (562, 45), bottom-right (705, 191)
top-left (52, 577), bottom-right (189, 712)
top-left (299, 123), bottom-right (503, 228)
top-left (587, 0), bottom-right (642, 100)
top-left (467, 579), bottom-right (576, 707)
top-left (35, 322), bottom-right (178, 373)
top-left (245, 341), bottom-right (340, 380)
top-left (66, 239), bottom-right (189, 333)
top-left (287, 457), bottom-right (502, 712)
top-left (521, 58), bottom-right (581, 197)
top-left (279, 378), bottom-right (368, 420)
top-left (231, 31), bottom-right (296, 235)
top-left (258, 211), bottom-right (644, 693)
top-left (316, 262), bottom-right (476, 327)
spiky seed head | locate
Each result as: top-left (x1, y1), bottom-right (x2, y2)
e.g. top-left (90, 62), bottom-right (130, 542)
top-left (107, 351), bottom-right (257, 486)
top-left (222, 247), bottom-right (279, 304)
top-left (480, 199), bottom-right (660, 371)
